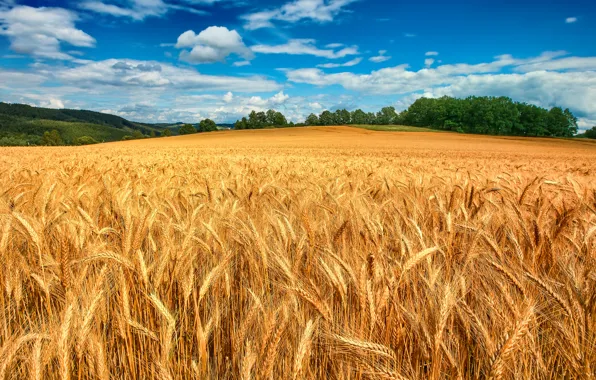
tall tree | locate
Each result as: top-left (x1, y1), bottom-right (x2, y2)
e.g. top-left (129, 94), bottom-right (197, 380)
top-left (178, 124), bottom-right (197, 135)
top-left (41, 129), bottom-right (63, 146)
top-left (305, 113), bottom-right (319, 126)
top-left (319, 110), bottom-right (335, 126)
top-left (377, 106), bottom-right (398, 125)
top-left (351, 109), bottom-right (368, 125)
top-left (199, 119), bottom-right (217, 132)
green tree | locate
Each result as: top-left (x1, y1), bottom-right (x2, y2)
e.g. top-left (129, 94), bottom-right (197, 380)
top-left (162, 129), bottom-right (172, 137)
top-left (179, 124), bottom-right (197, 135)
top-left (272, 111), bottom-right (287, 126)
top-left (584, 126), bottom-right (596, 139)
top-left (132, 130), bottom-right (145, 139)
top-left (41, 129), bottom-right (63, 146)
top-left (248, 111), bottom-right (267, 129)
top-left (335, 109), bottom-right (351, 124)
top-left (235, 117), bottom-right (248, 130)
top-left (266, 109), bottom-right (277, 126)
top-left (150, 130), bottom-right (156, 138)
top-left (75, 136), bottom-right (99, 145)
top-left (377, 106), bottom-right (398, 125)
top-left (351, 109), bottom-right (368, 124)
top-left (199, 119), bottom-right (218, 132)
top-left (319, 110), bottom-right (335, 125)
top-left (305, 113), bottom-right (319, 125)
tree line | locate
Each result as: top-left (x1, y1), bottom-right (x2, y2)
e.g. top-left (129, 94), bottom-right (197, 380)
top-left (234, 110), bottom-right (290, 129)
top-left (583, 126), bottom-right (596, 139)
top-left (401, 96), bottom-right (577, 137)
top-left (234, 96), bottom-right (579, 137)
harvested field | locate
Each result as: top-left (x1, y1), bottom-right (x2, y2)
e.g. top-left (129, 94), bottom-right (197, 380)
top-left (0, 126), bottom-right (595, 379)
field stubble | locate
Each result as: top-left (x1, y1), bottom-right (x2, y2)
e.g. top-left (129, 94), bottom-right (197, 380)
top-left (0, 127), bottom-right (595, 379)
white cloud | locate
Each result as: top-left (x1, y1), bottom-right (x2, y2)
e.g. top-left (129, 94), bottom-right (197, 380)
top-left (270, 91), bottom-right (289, 104)
top-left (79, 0), bottom-right (209, 20)
top-left (565, 17), bottom-right (577, 23)
top-left (223, 91), bottom-right (233, 103)
top-left (514, 56), bottom-right (596, 72)
top-left (425, 58), bottom-right (435, 67)
top-left (317, 57), bottom-right (362, 68)
top-left (425, 51), bottom-right (439, 56)
top-left (0, 5), bottom-right (95, 60)
top-left (404, 33), bottom-right (416, 38)
top-left (242, 0), bottom-right (359, 30)
top-left (252, 39), bottom-right (359, 59)
top-left (23, 94), bottom-right (66, 109)
top-left (233, 60), bottom-right (251, 67)
top-left (369, 50), bottom-right (390, 63)
top-left (80, 0), bottom-right (168, 20)
top-left (53, 59), bottom-right (280, 92)
top-left (175, 26), bottom-right (254, 64)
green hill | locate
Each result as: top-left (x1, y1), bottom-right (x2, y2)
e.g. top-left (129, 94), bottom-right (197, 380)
top-left (0, 102), bottom-right (168, 146)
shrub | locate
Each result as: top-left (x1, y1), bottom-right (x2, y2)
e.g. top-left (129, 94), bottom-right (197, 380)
top-left (75, 136), bottom-right (99, 145)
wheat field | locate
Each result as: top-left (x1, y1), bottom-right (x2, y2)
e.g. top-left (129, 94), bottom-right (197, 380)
top-left (0, 126), bottom-right (595, 379)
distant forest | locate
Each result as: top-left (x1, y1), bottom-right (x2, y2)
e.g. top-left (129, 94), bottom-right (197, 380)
top-left (236, 96), bottom-right (580, 138)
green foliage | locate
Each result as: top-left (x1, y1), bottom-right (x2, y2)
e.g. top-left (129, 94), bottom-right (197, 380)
top-left (179, 124), bottom-right (197, 135)
top-left (41, 130), bottom-right (64, 146)
top-left (235, 110), bottom-right (288, 129)
top-left (132, 130), bottom-right (145, 139)
top-left (234, 117), bottom-right (249, 130)
top-left (0, 102), bottom-right (161, 135)
top-left (162, 129), bottom-right (172, 137)
top-left (376, 107), bottom-right (398, 125)
top-left (0, 103), bottom-right (170, 145)
top-left (401, 96), bottom-right (578, 137)
top-left (305, 113), bottom-right (319, 126)
top-left (319, 110), bottom-right (335, 126)
top-left (199, 119), bottom-right (218, 132)
top-left (350, 109), bottom-right (369, 125)
top-left (75, 136), bottom-right (99, 145)
top-left (584, 126), bottom-right (596, 139)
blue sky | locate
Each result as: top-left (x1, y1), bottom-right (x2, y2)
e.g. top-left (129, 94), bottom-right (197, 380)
top-left (1, 0), bottom-right (595, 129)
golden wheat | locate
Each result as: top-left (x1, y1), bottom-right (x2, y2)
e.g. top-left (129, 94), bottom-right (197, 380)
top-left (0, 126), bottom-right (594, 379)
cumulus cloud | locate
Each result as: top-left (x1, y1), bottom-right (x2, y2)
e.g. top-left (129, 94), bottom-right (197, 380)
top-left (425, 58), bottom-right (435, 67)
top-left (565, 17), bottom-right (577, 23)
top-left (317, 57), bottom-right (362, 68)
top-left (0, 57), bottom-right (287, 124)
top-left (175, 26), bottom-right (254, 64)
top-left (242, 0), bottom-right (359, 30)
top-left (52, 58), bottom-right (279, 92)
top-left (369, 50), bottom-right (390, 63)
top-left (0, 5), bottom-right (95, 60)
top-left (252, 39), bottom-right (359, 59)
top-left (223, 91), bottom-right (233, 103)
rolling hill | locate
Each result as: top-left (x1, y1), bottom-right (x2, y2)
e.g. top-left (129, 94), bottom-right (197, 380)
top-left (0, 102), bottom-right (168, 146)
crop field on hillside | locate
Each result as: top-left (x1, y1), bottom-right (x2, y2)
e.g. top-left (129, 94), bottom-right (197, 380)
top-left (0, 127), bottom-right (594, 379)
